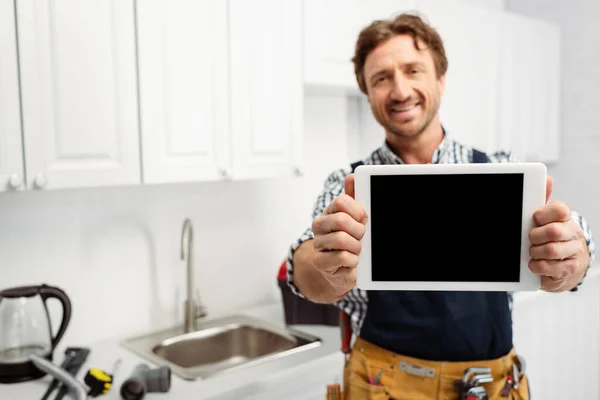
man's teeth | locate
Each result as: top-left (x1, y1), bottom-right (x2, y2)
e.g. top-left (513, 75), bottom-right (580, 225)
top-left (392, 104), bottom-right (418, 112)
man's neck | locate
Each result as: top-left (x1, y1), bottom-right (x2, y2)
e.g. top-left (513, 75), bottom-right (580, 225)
top-left (385, 120), bottom-right (444, 164)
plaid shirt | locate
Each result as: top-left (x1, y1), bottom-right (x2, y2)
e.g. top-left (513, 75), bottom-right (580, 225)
top-left (286, 133), bottom-right (596, 337)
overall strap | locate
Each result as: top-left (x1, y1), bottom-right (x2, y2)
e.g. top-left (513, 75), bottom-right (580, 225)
top-left (350, 160), bottom-right (364, 172)
top-left (472, 148), bottom-right (490, 164)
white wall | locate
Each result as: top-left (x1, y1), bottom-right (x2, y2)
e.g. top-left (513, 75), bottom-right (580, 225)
top-left (504, 0), bottom-right (600, 252)
top-left (0, 94), bottom-right (363, 346)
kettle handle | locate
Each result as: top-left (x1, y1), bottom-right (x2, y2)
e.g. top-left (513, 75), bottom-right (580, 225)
top-left (39, 285), bottom-right (72, 350)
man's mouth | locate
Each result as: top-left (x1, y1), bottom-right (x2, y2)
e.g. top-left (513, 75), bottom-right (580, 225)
top-left (389, 102), bottom-right (420, 117)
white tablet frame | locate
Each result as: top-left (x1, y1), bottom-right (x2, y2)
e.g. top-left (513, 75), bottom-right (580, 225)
top-left (354, 162), bottom-right (547, 292)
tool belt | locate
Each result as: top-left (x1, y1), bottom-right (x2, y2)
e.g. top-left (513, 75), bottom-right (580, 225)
top-left (342, 337), bottom-right (530, 400)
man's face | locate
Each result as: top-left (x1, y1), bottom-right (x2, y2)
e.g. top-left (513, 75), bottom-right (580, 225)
top-left (363, 34), bottom-right (445, 139)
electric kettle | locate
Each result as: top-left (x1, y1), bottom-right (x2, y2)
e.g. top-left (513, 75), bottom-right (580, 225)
top-left (0, 284), bottom-right (72, 383)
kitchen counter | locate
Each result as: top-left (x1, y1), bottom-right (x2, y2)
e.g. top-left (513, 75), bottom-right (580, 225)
top-left (0, 303), bottom-right (345, 400)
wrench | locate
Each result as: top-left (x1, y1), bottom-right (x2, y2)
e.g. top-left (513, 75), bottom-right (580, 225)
top-left (30, 354), bottom-right (88, 400)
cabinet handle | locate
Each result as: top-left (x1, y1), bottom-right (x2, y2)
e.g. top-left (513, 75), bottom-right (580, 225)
top-left (293, 166), bottom-right (303, 176)
top-left (219, 168), bottom-right (231, 179)
top-left (34, 174), bottom-right (48, 189)
top-left (8, 174), bottom-right (22, 189)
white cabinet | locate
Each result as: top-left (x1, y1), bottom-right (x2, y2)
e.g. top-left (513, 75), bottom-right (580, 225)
top-left (304, 0), bottom-right (418, 93)
top-left (16, 0), bottom-right (141, 190)
top-left (229, 0), bottom-right (303, 179)
top-left (0, 0), bottom-right (25, 192)
top-left (137, 0), bottom-right (230, 183)
top-left (497, 12), bottom-right (561, 163)
top-left (417, 0), bottom-right (502, 154)
top-left (137, 0), bottom-right (303, 183)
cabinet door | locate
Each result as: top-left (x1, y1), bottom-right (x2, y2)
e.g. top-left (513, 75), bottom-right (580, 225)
top-left (0, 0), bottom-right (25, 192)
top-left (497, 13), bottom-right (560, 163)
top-left (417, 0), bottom-right (501, 154)
top-left (228, 0), bottom-right (303, 179)
top-left (304, 0), bottom-right (417, 92)
top-left (16, 0), bottom-right (141, 190)
top-left (137, 0), bottom-right (231, 183)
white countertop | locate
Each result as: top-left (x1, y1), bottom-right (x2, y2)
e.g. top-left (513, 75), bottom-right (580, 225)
top-left (0, 303), bottom-right (345, 400)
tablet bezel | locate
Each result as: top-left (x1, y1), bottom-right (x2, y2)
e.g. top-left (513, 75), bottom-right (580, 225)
top-left (354, 162), bottom-right (547, 292)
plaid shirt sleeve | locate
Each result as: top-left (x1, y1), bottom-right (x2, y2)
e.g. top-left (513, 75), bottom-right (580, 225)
top-left (491, 150), bottom-right (596, 290)
top-left (285, 168), bottom-right (348, 298)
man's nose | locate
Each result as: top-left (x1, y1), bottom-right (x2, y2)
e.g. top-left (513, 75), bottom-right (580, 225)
top-left (391, 77), bottom-right (411, 101)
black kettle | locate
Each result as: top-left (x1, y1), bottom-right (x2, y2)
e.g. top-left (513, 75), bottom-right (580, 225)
top-left (0, 284), bottom-right (72, 383)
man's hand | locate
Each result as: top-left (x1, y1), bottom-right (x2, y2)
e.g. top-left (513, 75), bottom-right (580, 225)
top-left (529, 175), bottom-right (590, 292)
top-left (310, 174), bottom-right (368, 296)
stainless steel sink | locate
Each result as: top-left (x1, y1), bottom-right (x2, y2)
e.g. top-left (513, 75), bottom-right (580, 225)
top-left (122, 314), bottom-right (322, 380)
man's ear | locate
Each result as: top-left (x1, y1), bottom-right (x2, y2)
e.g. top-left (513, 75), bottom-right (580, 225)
top-left (438, 73), bottom-right (446, 96)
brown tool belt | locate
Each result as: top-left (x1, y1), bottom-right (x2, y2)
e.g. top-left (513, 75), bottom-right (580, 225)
top-left (342, 337), bottom-right (530, 400)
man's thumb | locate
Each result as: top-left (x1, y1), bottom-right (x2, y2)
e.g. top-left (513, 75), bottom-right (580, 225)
top-left (344, 174), bottom-right (355, 199)
top-left (546, 174), bottom-right (553, 204)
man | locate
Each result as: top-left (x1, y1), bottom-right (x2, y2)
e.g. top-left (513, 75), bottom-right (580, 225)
top-left (286, 12), bottom-right (595, 400)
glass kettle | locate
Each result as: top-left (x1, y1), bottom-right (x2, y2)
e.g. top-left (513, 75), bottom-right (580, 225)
top-left (0, 284), bottom-right (72, 383)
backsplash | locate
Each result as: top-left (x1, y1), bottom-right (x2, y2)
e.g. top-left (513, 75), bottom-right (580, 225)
top-left (0, 93), bottom-right (365, 346)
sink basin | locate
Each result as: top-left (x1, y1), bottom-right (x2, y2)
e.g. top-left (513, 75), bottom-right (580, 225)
top-left (122, 314), bottom-right (322, 380)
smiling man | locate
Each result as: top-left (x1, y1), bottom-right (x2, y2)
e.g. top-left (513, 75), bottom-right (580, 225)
top-left (286, 12), bottom-right (595, 400)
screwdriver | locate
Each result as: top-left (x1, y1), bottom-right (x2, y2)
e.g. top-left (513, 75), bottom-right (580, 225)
top-left (84, 358), bottom-right (122, 397)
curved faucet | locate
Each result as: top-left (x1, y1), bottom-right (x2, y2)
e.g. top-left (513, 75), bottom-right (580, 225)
top-left (181, 218), bottom-right (206, 333)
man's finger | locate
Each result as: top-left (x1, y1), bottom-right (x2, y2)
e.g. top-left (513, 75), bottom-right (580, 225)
top-left (312, 213), bottom-right (366, 240)
top-left (529, 258), bottom-right (578, 279)
top-left (313, 231), bottom-right (362, 254)
top-left (313, 250), bottom-right (359, 273)
top-left (324, 194), bottom-right (367, 223)
top-left (533, 200), bottom-right (571, 227)
top-left (345, 174), bottom-right (355, 199)
top-left (529, 239), bottom-right (582, 260)
top-left (540, 275), bottom-right (569, 292)
top-left (529, 221), bottom-right (582, 245)
top-left (545, 174), bottom-right (553, 204)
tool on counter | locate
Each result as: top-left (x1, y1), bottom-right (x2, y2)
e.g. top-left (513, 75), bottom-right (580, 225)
top-left (40, 347), bottom-right (90, 400)
top-left (29, 354), bottom-right (88, 400)
top-left (84, 358), bottom-right (122, 397)
top-left (119, 363), bottom-right (171, 400)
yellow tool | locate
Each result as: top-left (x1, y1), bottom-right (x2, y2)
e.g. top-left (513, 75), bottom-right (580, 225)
top-left (83, 359), bottom-right (121, 397)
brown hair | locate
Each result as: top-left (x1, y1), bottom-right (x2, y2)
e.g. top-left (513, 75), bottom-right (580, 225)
top-left (352, 12), bottom-right (448, 94)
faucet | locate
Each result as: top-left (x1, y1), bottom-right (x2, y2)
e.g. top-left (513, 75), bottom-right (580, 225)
top-left (180, 218), bottom-right (206, 333)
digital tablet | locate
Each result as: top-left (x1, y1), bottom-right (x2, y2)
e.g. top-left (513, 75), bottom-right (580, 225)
top-left (353, 162), bottom-right (547, 292)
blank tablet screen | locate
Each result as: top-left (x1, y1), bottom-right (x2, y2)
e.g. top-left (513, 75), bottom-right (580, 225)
top-left (370, 173), bottom-right (524, 283)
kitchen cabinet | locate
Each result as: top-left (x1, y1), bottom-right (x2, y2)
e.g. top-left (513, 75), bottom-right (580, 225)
top-left (0, 0), bottom-right (25, 192)
top-left (497, 12), bottom-right (561, 163)
top-left (16, 0), bottom-right (141, 190)
top-left (136, 0), bottom-right (230, 183)
top-left (416, 0), bottom-right (502, 155)
top-left (228, 0), bottom-right (303, 180)
top-left (304, 0), bottom-right (418, 93)
top-left (137, 0), bottom-right (303, 183)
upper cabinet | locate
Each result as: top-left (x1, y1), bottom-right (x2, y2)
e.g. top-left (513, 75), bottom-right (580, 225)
top-left (416, 0), bottom-right (502, 155)
top-left (136, 0), bottom-right (303, 183)
top-left (304, 0), bottom-right (418, 93)
top-left (136, 0), bottom-right (230, 183)
top-left (496, 12), bottom-right (561, 163)
top-left (16, 0), bottom-right (141, 190)
top-left (0, 0), bottom-right (563, 193)
top-left (0, 0), bottom-right (25, 192)
top-left (228, 0), bottom-right (303, 180)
